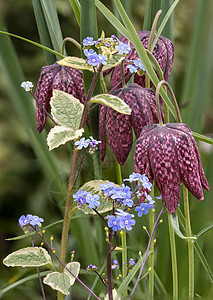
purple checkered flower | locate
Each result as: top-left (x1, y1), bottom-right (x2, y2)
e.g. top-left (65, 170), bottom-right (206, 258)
top-left (134, 123), bottom-right (209, 213)
top-left (106, 31), bottom-right (174, 90)
top-left (34, 63), bottom-right (85, 133)
top-left (99, 83), bottom-right (164, 165)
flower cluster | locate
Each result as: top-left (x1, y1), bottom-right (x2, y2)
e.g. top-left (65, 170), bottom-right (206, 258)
top-left (108, 210), bottom-right (136, 231)
top-left (83, 35), bottom-right (132, 68)
top-left (75, 136), bottom-right (101, 153)
top-left (18, 214), bottom-right (44, 231)
top-left (73, 190), bottom-right (100, 209)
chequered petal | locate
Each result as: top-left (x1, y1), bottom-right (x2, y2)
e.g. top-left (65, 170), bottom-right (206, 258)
top-left (148, 126), bottom-right (180, 213)
top-left (166, 123), bottom-right (209, 192)
top-left (105, 108), bottom-right (133, 165)
top-left (168, 127), bottom-right (205, 201)
top-left (99, 105), bottom-right (107, 162)
top-left (134, 125), bottom-right (156, 183)
top-left (35, 63), bottom-right (60, 133)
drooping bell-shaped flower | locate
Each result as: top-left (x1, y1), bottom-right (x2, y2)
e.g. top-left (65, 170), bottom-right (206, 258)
top-left (134, 123), bottom-right (209, 213)
top-left (35, 62), bottom-right (85, 133)
top-left (107, 31), bottom-right (174, 90)
top-left (99, 83), bottom-right (164, 165)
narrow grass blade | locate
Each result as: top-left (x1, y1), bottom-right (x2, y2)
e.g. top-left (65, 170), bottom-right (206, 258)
top-left (143, 0), bottom-right (162, 30)
top-left (32, 0), bottom-right (56, 64)
top-left (68, 0), bottom-right (81, 26)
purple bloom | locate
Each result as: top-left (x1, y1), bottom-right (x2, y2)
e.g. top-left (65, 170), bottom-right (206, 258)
top-left (86, 194), bottom-right (100, 209)
top-left (129, 258), bottom-right (136, 266)
top-left (86, 264), bottom-right (99, 272)
top-left (134, 123), bottom-right (209, 213)
top-left (83, 37), bottom-right (96, 46)
top-left (120, 213), bottom-right (135, 231)
top-left (86, 53), bottom-right (101, 67)
top-left (135, 203), bottom-right (152, 217)
top-left (29, 215), bottom-right (44, 226)
top-left (99, 83), bottom-right (164, 165)
top-left (75, 137), bottom-right (90, 150)
top-left (115, 42), bottom-right (132, 55)
top-left (112, 259), bottom-right (119, 269)
top-left (108, 215), bottom-right (122, 231)
top-left (73, 190), bottom-right (88, 205)
top-left (34, 63), bottom-right (85, 133)
top-left (107, 31), bottom-right (174, 90)
top-left (18, 215), bottom-right (31, 227)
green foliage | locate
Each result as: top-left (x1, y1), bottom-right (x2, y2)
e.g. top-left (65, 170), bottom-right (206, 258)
top-left (3, 247), bottom-right (53, 269)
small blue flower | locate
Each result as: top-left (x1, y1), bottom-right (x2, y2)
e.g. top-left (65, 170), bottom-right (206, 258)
top-left (98, 54), bottom-right (108, 65)
top-left (73, 190), bottom-right (88, 205)
top-left (84, 48), bottom-right (95, 57)
top-left (83, 37), bottom-right (96, 46)
top-left (21, 81), bottom-right (34, 92)
top-left (124, 172), bottom-right (143, 183)
top-left (86, 194), bottom-right (100, 209)
top-left (135, 203), bottom-right (152, 217)
top-left (86, 264), bottom-right (99, 272)
top-left (120, 213), bottom-right (135, 231)
top-left (86, 53), bottom-right (101, 67)
top-left (123, 197), bottom-right (134, 208)
top-left (140, 175), bottom-right (152, 191)
top-left (18, 215), bottom-right (31, 227)
top-left (88, 136), bottom-right (102, 152)
top-left (112, 259), bottom-right (119, 269)
top-left (115, 42), bottom-right (132, 55)
top-left (144, 191), bottom-right (155, 205)
top-left (129, 258), bottom-right (136, 266)
top-left (127, 64), bottom-right (138, 73)
top-left (29, 215), bottom-right (44, 226)
top-left (75, 137), bottom-right (90, 150)
top-left (108, 215), bottom-right (121, 231)
top-left (155, 194), bottom-right (162, 200)
top-left (132, 59), bottom-right (145, 71)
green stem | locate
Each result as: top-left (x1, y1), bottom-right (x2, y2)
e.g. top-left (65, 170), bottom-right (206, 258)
top-left (183, 185), bottom-right (194, 299)
top-left (61, 37), bottom-right (81, 55)
top-left (149, 209), bottom-right (155, 299)
top-left (168, 213), bottom-right (178, 299)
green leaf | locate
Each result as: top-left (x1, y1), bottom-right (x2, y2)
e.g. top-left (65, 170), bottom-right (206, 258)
top-left (68, 0), bottom-right (81, 26)
top-left (47, 126), bottom-right (84, 151)
top-left (43, 261), bottom-right (80, 295)
top-left (58, 56), bottom-right (94, 71)
top-left (50, 90), bottom-right (84, 129)
top-left (78, 180), bottom-right (119, 214)
top-left (196, 224), bottom-right (213, 238)
top-left (90, 94), bottom-right (131, 115)
top-left (3, 247), bottom-right (53, 268)
top-left (102, 53), bottom-right (125, 71)
top-left (64, 262), bottom-right (81, 285)
top-left (169, 213), bottom-right (197, 241)
top-left (43, 272), bottom-right (72, 295)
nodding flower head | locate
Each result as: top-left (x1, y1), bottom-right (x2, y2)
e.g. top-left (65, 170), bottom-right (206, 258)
top-left (34, 62), bottom-right (85, 133)
top-left (134, 123), bottom-right (209, 213)
top-left (106, 31), bottom-right (174, 90)
top-left (99, 83), bottom-right (164, 165)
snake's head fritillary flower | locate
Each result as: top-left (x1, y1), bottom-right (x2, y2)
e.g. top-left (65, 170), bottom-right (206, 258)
top-left (107, 31), bottom-right (174, 90)
top-left (134, 123), bottom-right (209, 213)
top-left (35, 62), bottom-right (85, 133)
top-left (99, 83), bottom-right (164, 165)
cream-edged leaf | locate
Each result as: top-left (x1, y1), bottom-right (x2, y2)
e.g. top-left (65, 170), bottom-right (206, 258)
top-left (3, 247), bottom-right (53, 268)
top-left (43, 272), bottom-right (72, 295)
top-left (57, 56), bottom-right (94, 71)
top-left (50, 90), bottom-right (84, 129)
top-left (90, 94), bottom-right (131, 115)
top-left (47, 126), bottom-right (84, 151)
top-left (64, 262), bottom-right (80, 285)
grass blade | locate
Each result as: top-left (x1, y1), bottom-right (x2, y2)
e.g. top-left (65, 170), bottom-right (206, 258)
top-left (68, 0), bottom-right (81, 26)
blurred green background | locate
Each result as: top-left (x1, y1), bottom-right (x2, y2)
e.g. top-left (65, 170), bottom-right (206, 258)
top-left (0, 0), bottom-right (212, 299)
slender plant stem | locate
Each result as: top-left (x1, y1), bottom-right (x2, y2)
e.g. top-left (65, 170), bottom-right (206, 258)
top-left (61, 37), bottom-right (81, 55)
top-left (107, 230), bottom-right (113, 300)
top-left (149, 209), bottom-right (155, 299)
top-left (130, 207), bottom-right (165, 296)
top-left (183, 186), bottom-right (194, 299)
top-left (31, 238), bottom-right (46, 300)
top-left (168, 213), bottom-right (178, 299)
top-left (58, 65), bottom-right (103, 300)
